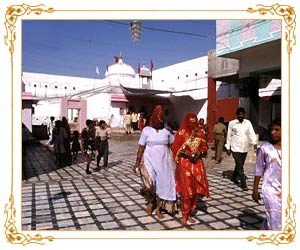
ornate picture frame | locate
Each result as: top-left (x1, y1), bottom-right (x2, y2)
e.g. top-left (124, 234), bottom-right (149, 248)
top-left (0, 1), bottom-right (297, 249)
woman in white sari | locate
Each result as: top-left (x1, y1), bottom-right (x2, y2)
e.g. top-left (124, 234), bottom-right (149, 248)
top-left (133, 105), bottom-right (176, 219)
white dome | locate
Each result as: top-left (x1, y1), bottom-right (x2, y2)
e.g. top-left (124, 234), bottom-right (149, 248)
top-left (105, 58), bottom-right (135, 78)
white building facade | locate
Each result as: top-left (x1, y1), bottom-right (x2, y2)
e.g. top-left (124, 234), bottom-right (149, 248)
top-left (22, 54), bottom-right (209, 132)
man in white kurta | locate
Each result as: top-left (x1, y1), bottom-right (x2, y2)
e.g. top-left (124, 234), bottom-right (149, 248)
top-left (225, 107), bottom-right (257, 191)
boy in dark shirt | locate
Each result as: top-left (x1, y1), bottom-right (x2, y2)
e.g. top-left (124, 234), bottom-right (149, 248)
top-left (81, 119), bottom-right (96, 174)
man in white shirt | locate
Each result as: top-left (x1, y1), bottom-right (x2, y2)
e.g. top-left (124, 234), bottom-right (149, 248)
top-left (123, 111), bottom-right (132, 134)
top-left (131, 112), bottom-right (138, 131)
top-left (225, 107), bottom-right (257, 191)
top-left (95, 120), bottom-right (111, 170)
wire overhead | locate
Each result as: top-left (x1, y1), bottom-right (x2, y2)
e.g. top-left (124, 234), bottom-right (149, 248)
top-left (105, 20), bottom-right (215, 39)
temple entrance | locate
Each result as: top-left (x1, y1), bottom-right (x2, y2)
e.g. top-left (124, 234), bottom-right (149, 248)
top-left (60, 98), bottom-right (87, 133)
top-left (68, 108), bottom-right (79, 133)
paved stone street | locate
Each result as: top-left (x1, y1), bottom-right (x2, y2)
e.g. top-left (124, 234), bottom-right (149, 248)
top-left (22, 133), bottom-right (265, 231)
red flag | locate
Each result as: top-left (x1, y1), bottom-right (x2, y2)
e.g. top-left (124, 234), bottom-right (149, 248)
top-left (150, 59), bottom-right (154, 72)
top-left (114, 56), bottom-right (119, 63)
top-left (138, 63), bottom-right (141, 75)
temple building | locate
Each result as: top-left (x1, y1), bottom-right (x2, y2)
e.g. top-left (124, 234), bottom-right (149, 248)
top-left (22, 53), bottom-right (209, 133)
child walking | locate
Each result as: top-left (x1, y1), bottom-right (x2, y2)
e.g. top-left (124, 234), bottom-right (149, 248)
top-left (81, 119), bottom-right (96, 174)
top-left (70, 130), bottom-right (81, 164)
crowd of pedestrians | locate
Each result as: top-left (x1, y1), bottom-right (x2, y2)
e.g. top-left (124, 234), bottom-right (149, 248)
top-left (79, 118), bottom-right (112, 175)
top-left (132, 105), bottom-right (281, 229)
top-left (41, 106), bottom-right (281, 230)
top-left (46, 117), bottom-right (111, 174)
top-left (123, 110), bottom-right (146, 134)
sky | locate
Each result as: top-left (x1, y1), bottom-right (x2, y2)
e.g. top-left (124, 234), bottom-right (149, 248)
top-left (22, 20), bottom-right (216, 79)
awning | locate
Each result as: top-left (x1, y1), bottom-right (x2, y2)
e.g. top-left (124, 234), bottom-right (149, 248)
top-left (259, 79), bottom-right (281, 97)
top-left (120, 84), bottom-right (172, 95)
top-left (119, 84), bottom-right (171, 104)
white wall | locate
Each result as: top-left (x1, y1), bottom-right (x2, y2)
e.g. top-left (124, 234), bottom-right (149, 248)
top-left (23, 72), bottom-right (105, 98)
top-left (169, 95), bottom-right (207, 126)
top-left (22, 106), bottom-right (33, 132)
top-left (23, 55), bottom-right (210, 127)
top-left (152, 56), bottom-right (208, 125)
top-left (86, 93), bottom-right (111, 121)
top-left (32, 101), bottom-right (60, 124)
top-left (152, 56), bottom-right (208, 93)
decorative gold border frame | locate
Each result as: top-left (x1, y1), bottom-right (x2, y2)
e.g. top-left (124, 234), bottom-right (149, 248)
top-left (2, 2), bottom-right (296, 247)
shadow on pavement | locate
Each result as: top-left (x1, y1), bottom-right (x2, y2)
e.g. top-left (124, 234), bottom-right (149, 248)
top-left (22, 142), bottom-right (86, 181)
top-left (50, 191), bottom-right (72, 201)
top-left (238, 208), bottom-right (264, 230)
top-left (222, 170), bottom-right (234, 180)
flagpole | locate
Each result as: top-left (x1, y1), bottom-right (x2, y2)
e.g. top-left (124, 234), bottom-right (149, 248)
top-left (94, 64), bottom-right (100, 89)
top-left (138, 63), bottom-right (141, 88)
top-left (150, 59), bottom-right (154, 89)
top-left (105, 64), bottom-right (111, 86)
top-left (93, 79), bottom-right (96, 90)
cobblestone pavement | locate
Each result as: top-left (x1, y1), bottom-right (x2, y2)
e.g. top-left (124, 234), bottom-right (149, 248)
top-left (22, 133), bottom-right (265, 231)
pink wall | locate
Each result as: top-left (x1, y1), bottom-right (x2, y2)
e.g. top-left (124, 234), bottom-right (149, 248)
top-left (60, 98), bottom-right (87, 132)
top-left (22, 100), bottom-right (33, 132)
top-left (216, 20), bottom-right (230, 50)
top-left (241, 20), bottom-right (255, 41)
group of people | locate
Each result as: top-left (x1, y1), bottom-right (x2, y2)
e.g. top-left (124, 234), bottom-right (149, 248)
top-left (47, 116), bottom-right (73, 166)
top-left (225, 109), bottom-right (281, 230)
top-left (45, 106), bottom-right (281, 230)
top-left (79, 119), bottom-right (111, 174)
top-left (133, 104), bottom-right (281, 230)
top-left (46, 117), bottom-right (111, 174)
top-left (133, 105), bottom-right (210, 225)
top-left (123, 111), bottom-right (147, 134)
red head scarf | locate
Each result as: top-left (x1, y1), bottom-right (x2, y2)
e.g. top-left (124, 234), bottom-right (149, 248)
top-left (149, 105), bottom-right (164, 130)
top-left (171, 112), bottom-right (199, 158)
top-left (183, 113), bottom-right (198, 131)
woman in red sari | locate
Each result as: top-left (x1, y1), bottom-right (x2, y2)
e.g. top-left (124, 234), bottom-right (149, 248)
top-left (171, 113), bottom-right (210, 225)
